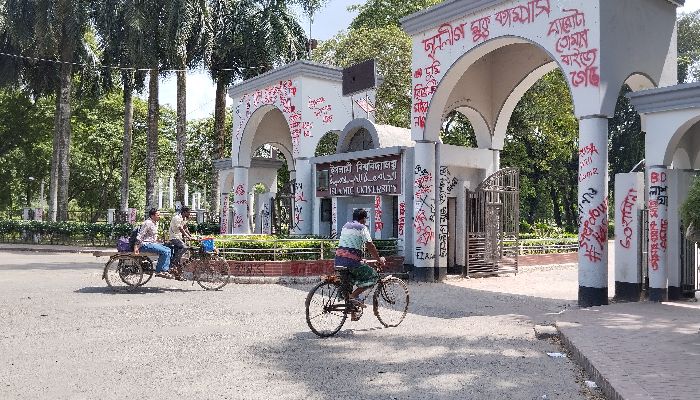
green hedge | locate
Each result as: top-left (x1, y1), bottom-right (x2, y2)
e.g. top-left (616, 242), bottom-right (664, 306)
top-left (0, 220), bottom-right (221, 246)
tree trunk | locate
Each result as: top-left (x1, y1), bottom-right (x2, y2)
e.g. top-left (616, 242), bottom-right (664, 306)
top-left (210, 79), bottom-right (227, 215)
top-left (120, 73), bottom-right (134, 213)
top-left (48, 95), bottom-right (60, 222)
top-left (550, 185), bottom-right (562, 227)
top-left (56, 62), bottom-right (73, 221)
top-left (175, 70), bottom-right (187, 206)
top-left (146, 68), bottom-right (160, 211)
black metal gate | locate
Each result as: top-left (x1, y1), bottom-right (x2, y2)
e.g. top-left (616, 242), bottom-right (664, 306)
top-left (680, 224), bottom-right (699, 294)
top-left (272, 181), bottom-right (293, 236)
top-left (465, 168), bottom-right (520, 276)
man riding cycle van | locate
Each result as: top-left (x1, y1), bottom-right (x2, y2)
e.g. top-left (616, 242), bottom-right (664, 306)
top-left (134, 208), bottom-right (174, 279)
top-left (334, 208), bottom-right (386, 315)
top-left (169, 206), bottom-right (193, 265)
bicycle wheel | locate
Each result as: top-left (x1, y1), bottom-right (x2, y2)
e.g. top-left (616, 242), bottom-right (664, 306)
top-left (196, 255), bottom-right (231, 290)
top-left (104, 255), bottom-right (143, 291)
top-left (373, 277), bottom-right (409, 327)
top-left (305, 281), bottom-right (348, 337)
top-left (138, 257), bottom-right (154, 286)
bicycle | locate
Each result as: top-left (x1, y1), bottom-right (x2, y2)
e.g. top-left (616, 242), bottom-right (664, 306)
top-left (305, 260), bottom-right (409, 338)
top-left (100, 238), bottom-right (231, 291)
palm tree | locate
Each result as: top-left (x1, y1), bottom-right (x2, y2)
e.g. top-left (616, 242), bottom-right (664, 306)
top-left (163, 0), bottom-right (211, 206)
top-left (206, 0), bottom-right (307, 215)
top-left (2, 0), bottom-right (98, 221)
top-left (93, 0), bottom-right (149, 213)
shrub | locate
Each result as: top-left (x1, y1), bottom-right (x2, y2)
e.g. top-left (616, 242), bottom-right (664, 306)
top-left (681, 176), bottom-right (700, 228)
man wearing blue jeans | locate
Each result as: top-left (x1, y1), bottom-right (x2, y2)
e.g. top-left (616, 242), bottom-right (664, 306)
top-left (134, 208), bottom-right (173, 279)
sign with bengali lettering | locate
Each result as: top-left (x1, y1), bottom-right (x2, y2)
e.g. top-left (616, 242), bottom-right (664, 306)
top-left (316, 154), bottom-right (402, 197)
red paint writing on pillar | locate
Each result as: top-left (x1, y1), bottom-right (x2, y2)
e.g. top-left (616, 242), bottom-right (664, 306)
top-left (618, 188), bottom-right (638, 249)
top-left (579, 198), bottom-right (608, 263)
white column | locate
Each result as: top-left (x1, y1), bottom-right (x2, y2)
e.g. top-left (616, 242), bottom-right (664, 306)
top-left (169, 176), bottom-right (174, 208)
top-left (158, 177), bottom-right (163, 209)
top-left (412, 141), bottom-right (437, 281)
top-left (614, 172), bottom-right (644, 301)
top-left (577, 117), bottom-right (609, 307)
top-left (373, 195), bottom-right (383, 239)
top-left (22, 207), bottom-right (30, 220)
top-left (219, 193), bottom-right (230, 234)
top-left (648, 166), bottom-right (669, 302)
top-left (232, 167), bottom-right (250, 234)
top-left (192, 193), bottom-right (196, 211)
top-left (397, 194), bottom-right (406, 256)
top-left (455, 180), bottom-right (467, 272)
top-left (184, 184), bottom-right (189, 206)
top-left (107, 208), bottom-right (116, 225)
top-left (291, 159), bottom-right (313, 235)
top-left (331, 197), bottom-right (338, 238)
top-left (127, 208), bottom-right (137, 224)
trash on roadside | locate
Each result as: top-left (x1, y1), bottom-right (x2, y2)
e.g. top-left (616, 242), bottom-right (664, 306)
top-left (546, 352), bottom-right (567, 358)
top-left (585, 380), bottom-right (598, 388)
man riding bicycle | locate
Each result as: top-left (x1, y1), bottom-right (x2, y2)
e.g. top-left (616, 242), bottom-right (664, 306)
top-left (334, 208), bottom-right (386, 320)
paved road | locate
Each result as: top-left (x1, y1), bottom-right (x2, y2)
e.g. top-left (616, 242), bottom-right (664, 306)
top-left (0, 251), bottom-right (603, 399)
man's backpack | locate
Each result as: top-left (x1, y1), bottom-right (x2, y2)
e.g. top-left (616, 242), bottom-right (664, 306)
top-left (128, 226), bottom-right (140, 251)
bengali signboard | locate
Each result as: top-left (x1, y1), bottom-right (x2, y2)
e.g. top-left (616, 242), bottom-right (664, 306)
top-left (316, 154), bottom-right (402, 197)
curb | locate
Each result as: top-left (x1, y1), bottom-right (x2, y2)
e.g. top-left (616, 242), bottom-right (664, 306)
top-left (556, 321), bottom-right (646, 400)
top-left (0, 246), bottom-right (105, 254)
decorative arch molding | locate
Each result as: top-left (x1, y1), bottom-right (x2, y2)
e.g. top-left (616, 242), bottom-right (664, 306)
top-left (337, 118), bottom-right (380, 153)
top-left (624, 73), bottom-right (658, 92)
top-left (492, 61), bottom-right (558, 150)
top-left (442, 99), bottom-right (492, 149)
top-left (403, 0), bottom-right (679, 143)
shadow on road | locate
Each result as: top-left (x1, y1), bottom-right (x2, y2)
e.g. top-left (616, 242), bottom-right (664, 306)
top-left (75, 286), bottom-right (199, 295)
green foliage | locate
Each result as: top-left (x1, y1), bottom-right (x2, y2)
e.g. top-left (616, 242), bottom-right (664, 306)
top-left (681, 176), bottom-right (700, 228)
top-left (348, 0), bottom-right (442, 30)
top-left (0, 220), bottom-right (135, 246)
top-left (314, 131), bottom-right (339, 156)
top-left (313, 25), bottom-right (412, 127)
top-left (678, 10), bottom-right (700, 83)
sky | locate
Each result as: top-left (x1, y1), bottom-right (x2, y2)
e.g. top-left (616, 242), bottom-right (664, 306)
top-left (157, 0), bottom-right (700, 120)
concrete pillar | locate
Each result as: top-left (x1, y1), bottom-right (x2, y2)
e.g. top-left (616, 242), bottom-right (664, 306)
top-left (577, 117), bottom-right (609, 307)
top-left (232, 167), bottom-right (250, 234)
top-left (647, 166), bottom-right (669, 302)
top-left (667, 170), bottom-right (693, 300)
top-left (614, 172), bottom-right (644, 301)
top-left (455, 180), bottom-right (467, 273)
top-left (33, 208), bottom-right (43, 221)
top-left (292, 159), bottom-right (313, 235)
top-left (197, 209), bottom-right (205, 224)
top-left (22, 207), bottom-right (30, 220)
top-left (412, 141), bottom-right (437, 282)
top-left (437, 165), bottom-right (453, 279)
top-left (184, 183), bottom-right (189, 206)
top-left (107, 208), bottom-right (116, 225)
top-left (219, 193), bottom-right (230, 234)
top-left (397, 194), bottom-right (406, 256)
top-left (373, 195), bottom-right (383, 239)
top-left (331, 197), bottom-right (338, 238)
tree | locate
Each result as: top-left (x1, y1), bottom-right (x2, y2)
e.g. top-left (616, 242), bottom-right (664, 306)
top-left (207, 0), bottom-right (307, 215)
top-left (678, 10), bottom-right (700, 83)
top-left (2, 0), bottom-right (99, 220)
top-left (349, 0), bottom-right (442, 30)
top-left (163, 0), bottom-right (211, 206)
top-left (313, 25), bottom-right (413, 127)
top-left (93, 0), bottom-right (149, 212)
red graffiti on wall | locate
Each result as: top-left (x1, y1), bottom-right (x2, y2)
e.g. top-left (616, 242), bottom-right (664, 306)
top-left (235, 80), bottom-right (299, 141)
top-left (308, 97), bottom-right (333, 124)
top-left (233, 214), bottom-right (244, 229)
top-left (578, 142), bottom-right (600, 183)
top-left (374, 196), bottom-right (383, 233)
top-left (547, 8), bottom-right (599, 88)
top-left (414, 209), bottom-right (435, 246)
top-left (618, 188), bottom-right (638, 249)
top-left (398, 201), bottom-right (406, 237)
top-left (579, 198), bottom-right (608, 263)
top-left (494, 0), bottom-right (550, 27)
